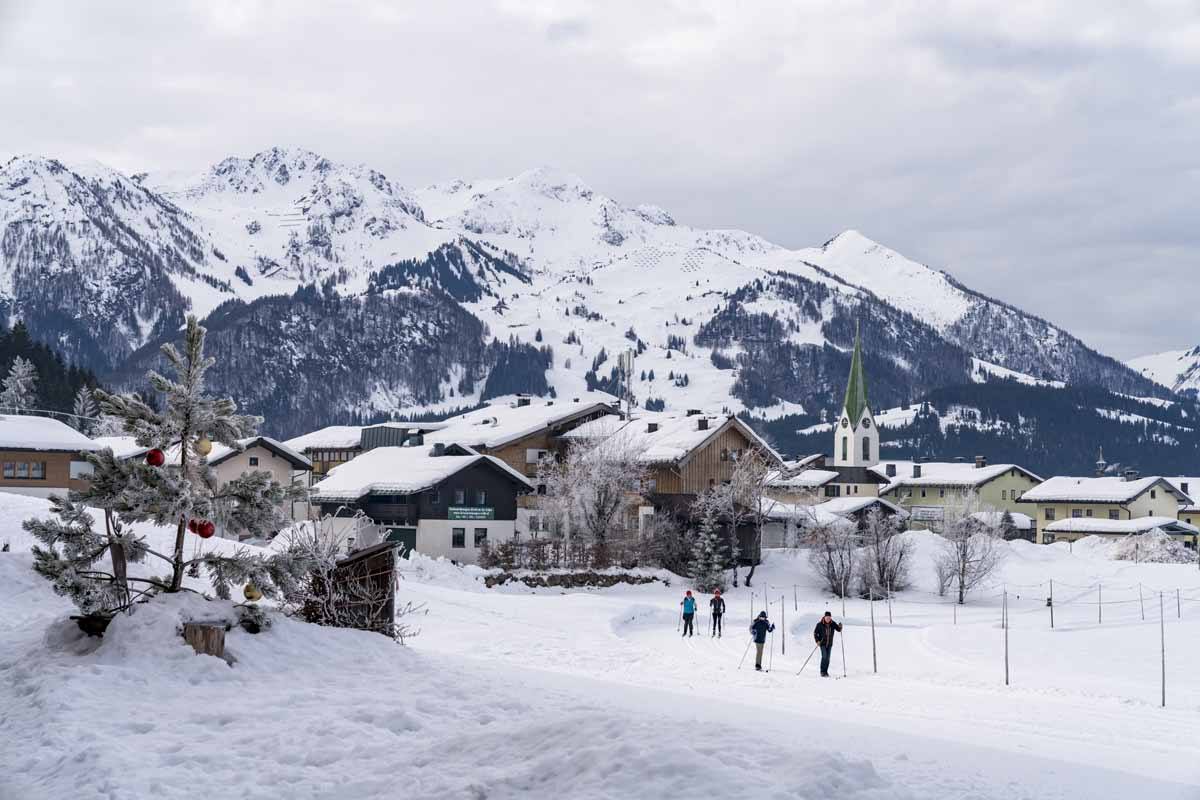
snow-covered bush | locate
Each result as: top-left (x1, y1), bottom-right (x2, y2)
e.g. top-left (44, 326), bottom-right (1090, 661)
top-left (935, 498), bottom-right (1003, 604)
top-left (856, 509), bottom-right (911, 597)
top-left (806, 521), bottom-right (856, 597)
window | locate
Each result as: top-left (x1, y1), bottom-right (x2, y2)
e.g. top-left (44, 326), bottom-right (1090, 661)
top-left (476, 489), bottom-right (487, 507)
top-left (1109, 509), bottom-right (1120, 520)
top-left (1085, 509), bottom-right (1093, 517)
top-left (1151, 490), bottom-right (1157, 499)
top-left (862, 436), bottom-right (870, 462)
top-left (2, 462), bottom-right (11, 479)
top-left (1001, 490), bottom-right (1007, 500)
top-left (529, 516), bottom-right (540, 532)
top-left (1071, 509), bottom-right (1082, 518)
top-left (430, 489), bottom-right (440, 504)
top-left (454, 488), bottom-right (465, 505)
top-left (824, 485), bottom-right (840, 497)
top-left (1045, 508), bottom-right (1056, 521)
top-left (537, 483), bottom-right (547, 495)
top-left (474, 528), bottom-right (488, 547)
top-left (921, 489), bottom-right (927, 498)
top-left (1183, 482), bottom-right (1190, 495)
top-left (15, 463), bottom-right (28, 479)
top-left (1043, 533), bottom-right (1056, 545)
top-left (70, 461), bottom-right (94, 480)
top-left (30, 461), bottom-right (45, 480)
top-left (939, 489), bottom-right (945, 498)
top-left (720, 448), bottom-right (729, 462)
top-left (451, 528), bottom-right (465, 548)
top-left (249, 456), bottom-right (259, 466)
top-left (647, 478), bottom-right (656, 493)
top-left (841, 436), bottom-right (848, 461)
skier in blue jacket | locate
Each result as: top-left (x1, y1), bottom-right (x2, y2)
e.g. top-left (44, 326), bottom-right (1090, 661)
top-left (680, 591), bottom-right (697, 637)
top-left (750, 611), bottom-right (775, 671)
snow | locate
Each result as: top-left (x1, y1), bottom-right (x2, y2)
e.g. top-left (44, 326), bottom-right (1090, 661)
top-left (283, 421), bottom-right (447, 453)
top-left (309, 445), bottom-right (531, 501)
top-left (817, 495), bottom-right (908, 517)
top-left (874, 460), bottom-right (1040, 492)
top-left (3, 495), bottom-right (1200, 797)
top-left (0, 414), bottom-right (100, 452)
top-left (563, 411), bottom-right (781, 465)
top-left (1128, 346), bottom-right (1200, 393)
top-left (972, 510), bottom-right (1034, 530)
top-left (1164, 477), bottom-right (1200, 511)
top-left (426, 397), bottom-right (620, 450)
top-left (971, 357), bottom-right (1067, 388)
top-left (90, 435), bottom-right (147, 458)
top-left (1043, 516), bottom-right (1197, 535)
top-left (767, 467), bottom-right (839, 489)
top-left (1022, 475), bottom-right (1184, 504)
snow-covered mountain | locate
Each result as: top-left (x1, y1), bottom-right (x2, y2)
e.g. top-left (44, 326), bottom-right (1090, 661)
top-left (1129, 346), bottom-right (1200, 395)
top-left (0, 147), bottom-right (1168, 450)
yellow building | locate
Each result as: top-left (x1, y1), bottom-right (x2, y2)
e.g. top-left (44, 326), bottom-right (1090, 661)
top-left (1020, 474), bottom-right (1194, 544)
top-left (875, 458), bottom-right (1043, 533)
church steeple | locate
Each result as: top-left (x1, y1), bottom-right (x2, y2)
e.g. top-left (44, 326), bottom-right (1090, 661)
top-left (842, 323), bottom-right (869, 431)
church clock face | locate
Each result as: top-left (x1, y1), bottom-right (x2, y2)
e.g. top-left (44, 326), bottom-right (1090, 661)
top-left (841, 418), bottom-right (849, 428)
top-left (862, 418), bottom-right (871, 428)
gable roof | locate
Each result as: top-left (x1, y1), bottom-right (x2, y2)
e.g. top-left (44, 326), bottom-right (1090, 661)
top-left (1165, 477), bottom-right (1200, 511)
top-left (284, 421), bottom-right (447, 453)
top-left (1020, 475), bottom-right (1189, 505)
top-left (766, 468), bottom-right (839, 489)
top-left (817, 495), bottom-right (908, 517)
top-left (1043, 516), bottom-right (1198, 535)
top-left (426, 399), bottom-right (618, 450)
top-left (0, 414), bottom-right (100, 453)
top-left (91, 436), bottom-right (148, 459)
top-left (562, 412), bottom-right (783, 466)
top-left (842, 325), bottom-right (869, 427)
top-left (875, 461), bottom-right (1042, 493)
top-left (310, 445), bottom-right (532, 502)
top-left (208, 436), bottom-right (312, 470)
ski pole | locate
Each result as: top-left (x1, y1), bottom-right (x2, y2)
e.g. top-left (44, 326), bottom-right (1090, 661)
top-left (769, 630), bottom-right (775, 672)
top-left (795, 643), bottom-right (819, 675)
top-left (677, 605), bottom-right (682, 632)
top-left (737, 637), bottom-right (753, 670)
top-left (840, 626), bottom-right (847, 677)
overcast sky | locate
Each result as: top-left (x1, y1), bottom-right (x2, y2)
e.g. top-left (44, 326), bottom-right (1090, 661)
top-left (2, 0), bottom-right (1198, 359)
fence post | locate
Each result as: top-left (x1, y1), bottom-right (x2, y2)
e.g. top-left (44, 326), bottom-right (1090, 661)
top-left (1177, 588), bottom-right (1181, 619)
top-left (793, 584), bottom-right (797, 612)
top-left (1049, 578), bottom-right (1054, 629)
top-left (1160, 591), bottom-right (1166, 708)
top-left (781, 594), bottom-right (786, 655)
top-left (1098, 583), bottom-right (1102, 625)
top-left (1003, 590), bottom-right (1010, 687)
top-left (887, 581), bottom-right (893, 624)
top-left (1139, 583), bottom-right (1145, 622)
top-left (869, 587), bottom-right (877, 674)
top-left (953, 601), bottom-right (957, 625)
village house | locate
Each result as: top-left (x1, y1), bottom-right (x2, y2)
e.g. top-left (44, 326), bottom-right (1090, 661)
top-left (0, 414), bottom-right (99, 498)
top-left (1020, 472), bottom-right (1195, 545)
top-left (1165, 478), bottom-right (1200, 529)
top-left (284, 421), bottom-right (448, 481)
top-left (760, 495), bottom-right (906, 548)
top-left (875, 459), bottom-right (1043, 532)
top-left (309, 443), bottom-right (532, 563)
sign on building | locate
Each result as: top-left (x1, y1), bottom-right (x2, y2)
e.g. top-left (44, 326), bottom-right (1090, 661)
top-left (449, 506), bottom-right (495, 520)
top-left (910, 506), bottom-right (945, 522)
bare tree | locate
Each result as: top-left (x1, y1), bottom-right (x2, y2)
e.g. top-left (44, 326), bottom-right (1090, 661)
top-left (856, 509), bottom-right (912, 597)
top-left (936, 495), bottom-right (1003, 604)
top-left (728, 449), bottom-right (773, 587)
top-left (805, 518), bottom-right (857, 597)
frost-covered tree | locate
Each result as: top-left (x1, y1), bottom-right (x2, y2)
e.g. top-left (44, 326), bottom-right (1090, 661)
top-left (728, 449), bottom-right (773, 587)
top-left (0, 355), bottom-right (38, 411)
top-left (71, 386), bottom-right (98, 435)
top-left (689, 488), bottom-right (727, 592)
top-left (806, 518), bottom-right (857, 597)
top-left (998, 509), bottom-right (1018, 540)
top-left (24, 316), bottom-right (308, 618)
top-left (935, 496), bottom-right (1003, 604)
top-left (855, 509), bottom-right (911, 597)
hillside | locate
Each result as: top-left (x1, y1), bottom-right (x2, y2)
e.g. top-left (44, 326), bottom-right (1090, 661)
top-left (1, 148), bottom-right (1177, 457)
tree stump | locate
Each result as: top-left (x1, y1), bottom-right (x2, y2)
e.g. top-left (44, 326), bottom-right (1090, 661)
top-left (182, 623), bottom-right (226, 659)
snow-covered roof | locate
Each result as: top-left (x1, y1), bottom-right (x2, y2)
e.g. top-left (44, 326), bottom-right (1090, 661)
top-left (766, 468), bottom-right (838, 489)
top-left (1021, 475), bottom-right (1188, 505)
top-left (875, 461), bottom-right (1041, 493)
top-left (1164, 478), bottom-right (1200, 511)
top-left (427, 399), bottom-right (618, 450)
top-left (91, 436), bottom-right (148, 459)
top-left (0, 414), bottom-right (100, 453)
top-left (563, 411), bottom-right (782, 466)
top-left (971, 510), bottom-right (1034, 530)
top-left (284, 421), bottom-right (447, 453)
top-left (760, 500), bottom-right (849, 528)
top-left (163, 436), bottom-right (312, 470)
top-left (1043, 516), bottom-right (1198, 535)
top-left (817, 495), bottom-right (908, 518)
top-left (310, 445), bottom-right (532, 501)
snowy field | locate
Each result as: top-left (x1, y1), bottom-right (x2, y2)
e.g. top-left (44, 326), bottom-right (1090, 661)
top-left (3, 495), bottom-right (1200, 799)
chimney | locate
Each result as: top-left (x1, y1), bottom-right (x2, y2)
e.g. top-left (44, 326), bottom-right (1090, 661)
top-left (686, 409), bottom-right (701, 416)
top-left (647, 422), bottom-right (659, 433)
top-left (1123, 468), bottom-right (1139, 482)
top-left (885, 463), bottom-right (896, 478)
top-left (516, 396), bottom-right (531, 407)
top-left (431, 443), bottom-right (446, 457)
top-left (975, 455), bottom-right (987, 469)
top-left (573, 397), bottom-right (580, 403)
top-left (697, 418), bottom-right (709, 431)
top-left (912, 464), bottom-right (922, 479)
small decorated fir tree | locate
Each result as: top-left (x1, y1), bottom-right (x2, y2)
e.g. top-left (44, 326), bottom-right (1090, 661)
top-left (25, 316), bottom-right (307, 619)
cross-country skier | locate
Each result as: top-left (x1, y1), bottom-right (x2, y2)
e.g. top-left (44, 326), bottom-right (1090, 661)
top-left (710, 589), bottom-right (725, 637)
top-left (750, 610), bottom-right (775, 671)
top-left (680, 591), bottom-right (696, 637)
top-left (813, 610), bottom-right (843, 677)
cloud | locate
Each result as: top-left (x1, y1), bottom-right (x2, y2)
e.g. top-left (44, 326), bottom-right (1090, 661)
top-left (0, 0), bottom-right (1197, 359)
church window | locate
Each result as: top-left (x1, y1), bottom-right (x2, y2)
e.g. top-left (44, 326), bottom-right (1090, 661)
top-left (841, 436), bottom-right (848, 461)
top-left (862, 436), bottom-right (870, 461)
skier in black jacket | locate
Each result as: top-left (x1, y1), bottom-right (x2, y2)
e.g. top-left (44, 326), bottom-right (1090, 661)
top-left (813, 610), bottom-right (843, 677)
top-left (710, 590), bottom-right (726, 637)
top-left (749, 611), bottom-right (775, 671)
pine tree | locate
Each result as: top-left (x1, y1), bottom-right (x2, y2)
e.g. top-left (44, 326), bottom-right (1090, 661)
top-left (999, 509), bottom-right (1018, 540)
top-left (689, 489), bottom-right (727, 592)
top-left (71, 386), bottom-right (98, 435)
top-left (24, 316), bottom-right (308, 619)
top-left (1, 355), bottom-right (38, 411)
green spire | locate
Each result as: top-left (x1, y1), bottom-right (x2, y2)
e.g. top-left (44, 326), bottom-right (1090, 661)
top-left (842, 323), bottom-right (869, 427)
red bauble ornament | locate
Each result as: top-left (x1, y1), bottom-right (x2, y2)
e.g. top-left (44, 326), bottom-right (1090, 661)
top-left (197, 520), bottom-right (216, 539)
top-left (187, 518), bottom-right (199, 534)
top-left (145, 448), bottom-right (165, 467)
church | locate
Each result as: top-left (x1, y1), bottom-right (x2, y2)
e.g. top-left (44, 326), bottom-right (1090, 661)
top-left (825, 327), bottom-right (888, 498)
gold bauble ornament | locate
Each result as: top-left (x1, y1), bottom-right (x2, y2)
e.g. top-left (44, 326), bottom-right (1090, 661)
top-left (196, 435), bottom-right (213, 456)
top-left (243, 583), bottom-right (263, 602)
